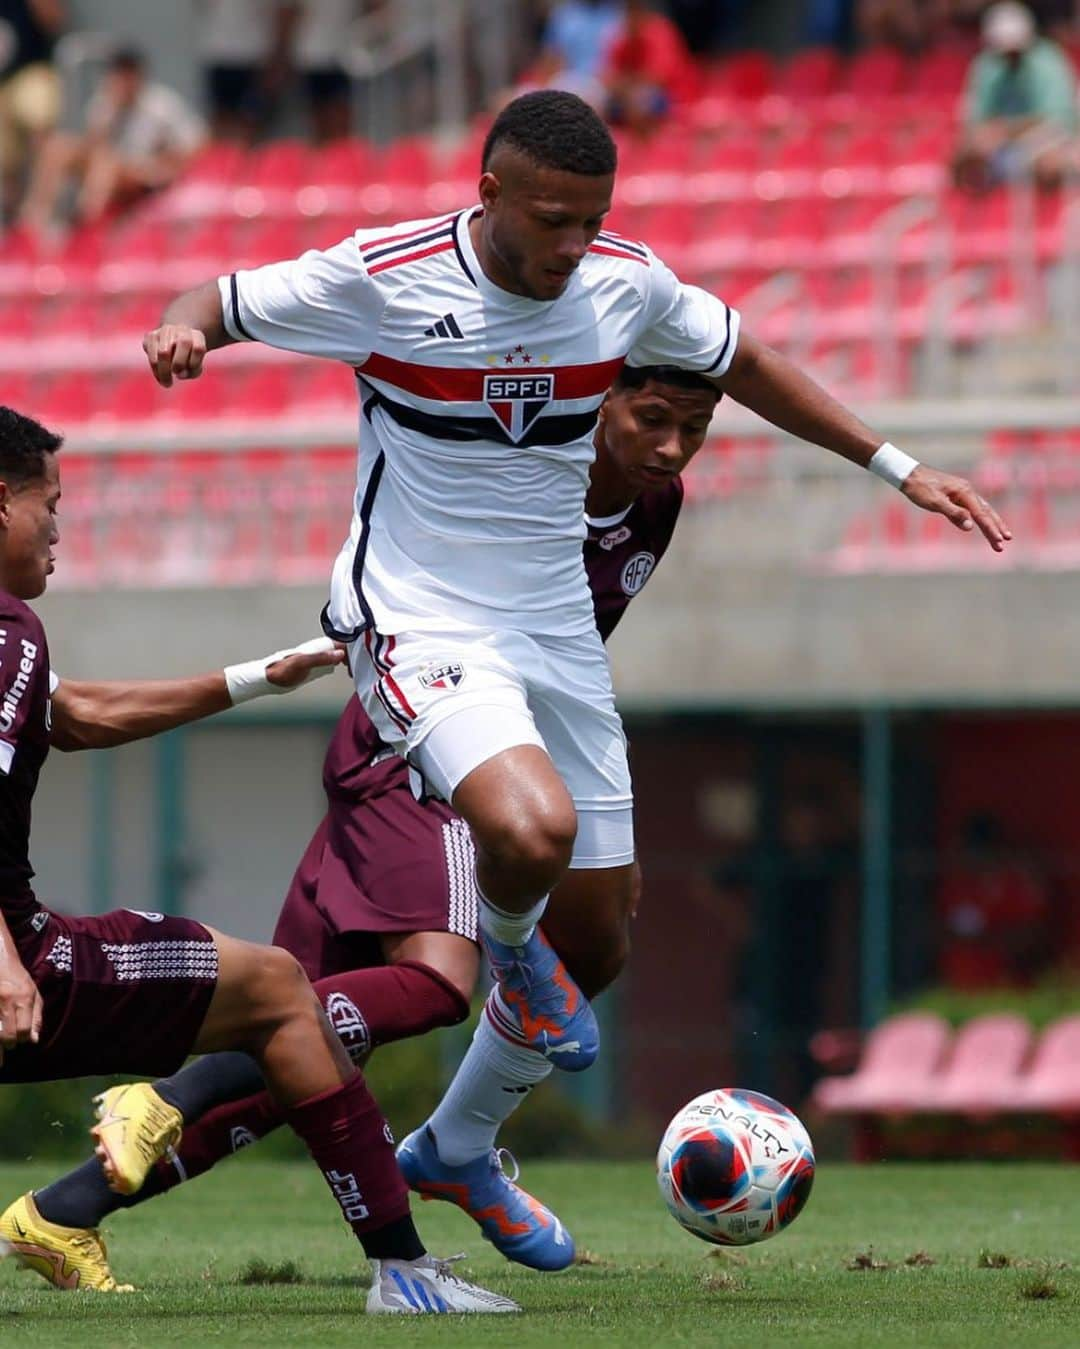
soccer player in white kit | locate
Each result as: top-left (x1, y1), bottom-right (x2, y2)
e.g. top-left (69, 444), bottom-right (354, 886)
top-left (143, 92), bottom-right (1011, 1270)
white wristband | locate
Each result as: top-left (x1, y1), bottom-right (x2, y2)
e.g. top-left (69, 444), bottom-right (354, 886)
top-left (224, 636), bottom-right (338, 706)
top-left (868, 442), bottom-right (919, 489)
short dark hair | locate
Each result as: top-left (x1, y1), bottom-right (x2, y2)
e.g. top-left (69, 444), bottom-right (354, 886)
top-left (482, 91), bottom-right (617, 176)
top-left (0, 407), bottom-right (62, 487)
top-left (614, 365), bottom-right (721, 399)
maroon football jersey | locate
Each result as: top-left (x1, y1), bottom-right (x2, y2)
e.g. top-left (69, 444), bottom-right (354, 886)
top-left (323, 478), bottom-right (684, 800)
top-left (0, 592), bottom-right (54, 912)
top-left (583, 478), bottom-right (684, 641)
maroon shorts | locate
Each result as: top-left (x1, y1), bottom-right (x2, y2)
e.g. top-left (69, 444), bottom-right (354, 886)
top-left (0, 902), bottom-right (218, 1084)
top-left (272, 788), bottom-right (478, 983)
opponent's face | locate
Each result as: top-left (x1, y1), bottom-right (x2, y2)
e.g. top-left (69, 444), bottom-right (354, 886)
top-left (598, 381), bottom-right (717, 489)
top-left (478, 147), bottom-right (613, 301)
top-left (0, 454), bottom-right (60, 599)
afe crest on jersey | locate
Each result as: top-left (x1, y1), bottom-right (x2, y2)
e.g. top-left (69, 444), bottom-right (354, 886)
top-left (483, 370), bottom-right (554, 441)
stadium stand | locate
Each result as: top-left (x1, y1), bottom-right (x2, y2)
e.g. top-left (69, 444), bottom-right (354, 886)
top-left (1, 41), bottom-right (1076, 584)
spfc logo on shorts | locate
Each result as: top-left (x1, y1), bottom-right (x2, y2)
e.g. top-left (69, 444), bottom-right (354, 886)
top-left (419, 661), bottom-right (465, 690)
top-left (483, 372), bottom-right (554, 441)
top-left (620, 551), bottom-right (656, 596)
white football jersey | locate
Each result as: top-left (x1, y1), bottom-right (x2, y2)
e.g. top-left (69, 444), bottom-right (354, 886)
top-left (220, 207), bottom-right (739, 638)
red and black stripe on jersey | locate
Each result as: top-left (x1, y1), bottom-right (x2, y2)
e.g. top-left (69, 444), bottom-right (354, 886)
top-left (356, 350), bottom-right (627, 449)
top-left (358, 216), bottom-right (458, 276)
top-left (591, 232), bottom-right (650, 266)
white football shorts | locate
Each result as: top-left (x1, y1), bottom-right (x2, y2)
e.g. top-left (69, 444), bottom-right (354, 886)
top-left (352, 624), bottom-right (634, 869)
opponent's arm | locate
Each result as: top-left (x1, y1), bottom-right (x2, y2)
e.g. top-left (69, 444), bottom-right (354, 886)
top-left (0, 907), bottom-right (43, 1061)
top-left (143, 281), bottom-right (235, 387)
top-left (713, 330), bottom-right (1012, 552)
top-left (50, 638), bottom-right (344, 752)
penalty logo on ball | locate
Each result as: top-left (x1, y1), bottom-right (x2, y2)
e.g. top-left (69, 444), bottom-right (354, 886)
top-left (657, 1087), bottom-right (815, 1247)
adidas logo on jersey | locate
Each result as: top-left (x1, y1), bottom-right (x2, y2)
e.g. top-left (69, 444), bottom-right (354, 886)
top-left (423, 313), bottom-right (465, 339)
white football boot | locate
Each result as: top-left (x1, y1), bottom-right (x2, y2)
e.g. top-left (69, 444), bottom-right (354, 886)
top-left (366, 1253), bottom-right (521, 1314)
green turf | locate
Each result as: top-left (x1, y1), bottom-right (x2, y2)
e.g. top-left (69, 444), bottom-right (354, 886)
top-left (0, 1159), bottom-right (1077, 1346)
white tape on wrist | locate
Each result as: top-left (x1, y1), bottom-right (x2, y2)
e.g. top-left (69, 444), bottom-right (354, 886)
top-left (225, 636), bottom-right (338, 706)
top-left (868, 441), bottom-right (920, 489)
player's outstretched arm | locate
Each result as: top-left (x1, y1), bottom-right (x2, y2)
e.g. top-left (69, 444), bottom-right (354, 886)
top-left (714, 331), bottom-right (1012, 553)
top-left (50, 637), bottom-right (344, 751)
top-left (143, 281), bottom-right (235, 387)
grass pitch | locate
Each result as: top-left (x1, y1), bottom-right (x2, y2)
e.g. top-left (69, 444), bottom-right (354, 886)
top-left (0, 1158), bottom-right (1076, 1346)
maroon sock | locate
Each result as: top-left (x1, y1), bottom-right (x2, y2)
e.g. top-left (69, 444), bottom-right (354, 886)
top-left (145, 963), bottom-right (466, 1195)
top-left (285, 1073), bottom-right (416, 1252)
top-left (155, 1090), bottom-right (284, 1190)
top-left (314, 961), bottom-right (469, 1058)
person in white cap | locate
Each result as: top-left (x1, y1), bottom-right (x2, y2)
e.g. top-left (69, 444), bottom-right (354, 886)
top-left (954, 1), bottom-right (1077, 191)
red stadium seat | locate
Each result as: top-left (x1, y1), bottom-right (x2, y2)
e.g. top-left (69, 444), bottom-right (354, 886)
top-left (782, 47), bottom-right (841, 100)
top-left (32, 371), bottom-right (95, 427)
top-left (911, 1013), bottom-right (1033, 1113)
top-left (230, 366), bottom-right (292, 418)
top-left (813, 1012), bottom-right (951, 1114)
top-left (845, 47), bottom-right (908, 101)
top-left (909, 44), bottom-right (974, 100)
top-left (233, 217), bottom-right (310, 268)
top-left (0, 294), bottom-right (33, 339)
top-left (101, 371), bottom-right (175, 422)
top-left (164, 371), bottom-right (227, 420)
top-left (379, 136), bottom-right (433, 184)
top-left (1006, 1015), bottom-right (1080, 1113)
top-left (293, 361), bottom-right (357, 413)
top-left (241, 138), bottom-right (313, 191)
top-left (312, 135), bottom-right (377, 186)
top-left (717, 51), bottom-right (775, 101)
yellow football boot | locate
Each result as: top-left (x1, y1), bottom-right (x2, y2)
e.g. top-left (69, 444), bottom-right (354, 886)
top-left (91, 1082), bottom-right (183, 1196)
top-left (0, 1192), bottom-right (134, 1291)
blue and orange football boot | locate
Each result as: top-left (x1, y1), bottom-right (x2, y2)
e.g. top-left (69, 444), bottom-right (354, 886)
top-left (482, 925), bottom-right (599, 1072)
top-left (396, 1125), bottom-right (575, 1271)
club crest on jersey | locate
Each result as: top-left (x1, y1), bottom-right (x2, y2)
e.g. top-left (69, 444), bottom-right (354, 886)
top-left (620, 551), bottom-right (656, 596)
top-left (418, 661), bottom-right (465, 690)
top-left (483, 372), bottom-right (554, 442)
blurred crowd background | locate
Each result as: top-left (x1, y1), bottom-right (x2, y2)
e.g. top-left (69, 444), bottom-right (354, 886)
top-left (1, 1), bottom-right (1079, 1159)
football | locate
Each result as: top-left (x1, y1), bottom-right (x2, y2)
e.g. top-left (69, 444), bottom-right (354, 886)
top-left (656, 1088), bottom-right (816, 1246)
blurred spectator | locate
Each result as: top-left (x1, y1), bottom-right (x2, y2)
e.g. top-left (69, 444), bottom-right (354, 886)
top-left (857, 0), bottom-right (944, 51)
top-left (197, 0), bottom-right (294, 144)
top-left (19, 47), bottom-right (205, 233)
top-left (292, 0), bottom-right (357, 142)
top-left (668, 0), bottom-right (752, 52)
top-left (603, 0), bottom-right (697, 134)
top-left (0, 0), bottom-right (66, 216)
top-left (954, 1), bottom-right (1076, 190)
top-left (528, 0), bottom-right (623, 104)
top-left (805, 0), bottom-right (857, 46)
top-left (937, 812), bottom-right (1054, 989)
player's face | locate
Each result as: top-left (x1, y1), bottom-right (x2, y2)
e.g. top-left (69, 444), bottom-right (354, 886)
top-left (598, 382), bottom-right (717, 489)
top-left (477, 148), bottom-right (613, 301)
top-left (0, 454), bottom-right (60, 600)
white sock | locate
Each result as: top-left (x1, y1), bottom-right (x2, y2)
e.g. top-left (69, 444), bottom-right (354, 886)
top-left (476, 880), bottom-right (547, 947)
top-left (427, 996), bottom-right (553, 1166)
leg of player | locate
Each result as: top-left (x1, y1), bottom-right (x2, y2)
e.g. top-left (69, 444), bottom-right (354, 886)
top-left (8, 933), bottom-right (483, 1295)
top-left (84, 930), bottom-right (516, 1313)
top-left (446, 741), bottom-right (600, 1074)
top-left (397, 862), bottom-right (636, 1272)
